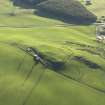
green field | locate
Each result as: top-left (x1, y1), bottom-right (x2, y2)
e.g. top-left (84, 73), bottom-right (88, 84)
top-left (0, 0), bottom-right (105, 105)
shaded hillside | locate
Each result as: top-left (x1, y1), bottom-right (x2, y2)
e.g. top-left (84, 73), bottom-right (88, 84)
top-left (36, 0), bottom-right (97, 24)
top-left (12, 0), bottom-right (47, 8)
top-left (12, 0), bottom-right (97, 24)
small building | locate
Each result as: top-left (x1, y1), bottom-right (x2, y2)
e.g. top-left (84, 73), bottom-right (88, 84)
top-left (96, 24), bottom-right (105, 42)
top-left (84, 0), bottom-right (92, 5)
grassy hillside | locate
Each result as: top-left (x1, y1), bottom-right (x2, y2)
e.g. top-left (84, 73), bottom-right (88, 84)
top-left (12, 0), bottom-right (97, 24)
top-left (0, 0), bottom-right (105, 105)
top-left (12, 0), bottom-right (47, 8)
top-left (36, 0), bottom-right (97, 24)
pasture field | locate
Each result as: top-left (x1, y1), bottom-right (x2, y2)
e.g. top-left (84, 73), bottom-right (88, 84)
top-left (0, 0), bottom-right (105, 105)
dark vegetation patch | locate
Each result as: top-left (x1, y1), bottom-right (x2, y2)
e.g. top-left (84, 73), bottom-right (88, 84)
top-left (73, 56), bottom-right (101, 69)
top-left (7, 42), bottom-right (66, 71)
top-left (34, 10), bottom-right (89, 25)
top-left (36, 0), bottom-right (97, 24)
top-left (46, 60), bottom-right (65, 71)
top-left (11, 0), bottom-right (47, 9)
top-left (39, 54), bottom-right (65, 71)
top-left (11, 0), bottom-right (97, 24)
top-left (25, 47), bottom-right (66, 71)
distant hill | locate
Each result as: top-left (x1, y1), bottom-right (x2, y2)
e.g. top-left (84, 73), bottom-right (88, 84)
top-left (12, 0), bottom-right (46, 8)
top-left (36, 0), bottom-right (97, 24)
top-left (12, 0), bottom-right (97, 24)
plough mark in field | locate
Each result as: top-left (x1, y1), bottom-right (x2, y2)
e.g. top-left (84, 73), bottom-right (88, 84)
top-left (22, 69), bottom-right (105, 105)
top-left (23, 63), bottom-right (36, 85)
top-left (57, 71), bottom-right (105, 94)
top-left (22, 68), bottom-right (46, 105)
top-left (17, 54), bottom-right (27, 71)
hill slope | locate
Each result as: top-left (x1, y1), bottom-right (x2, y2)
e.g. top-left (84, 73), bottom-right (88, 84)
top-left (0, 0), bottom-right (105, 105)
top-left (36, 0), bottom-right (97, 24)
top-left (12, 0), bottom-right (97, 24)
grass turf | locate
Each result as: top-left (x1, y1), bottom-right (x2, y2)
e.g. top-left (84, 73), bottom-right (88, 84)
top-left (0, 0), bottom-right (105, 105)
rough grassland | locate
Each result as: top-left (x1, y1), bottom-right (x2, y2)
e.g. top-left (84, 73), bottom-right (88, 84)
top-left (0, 0), bottom-right (105, 105)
